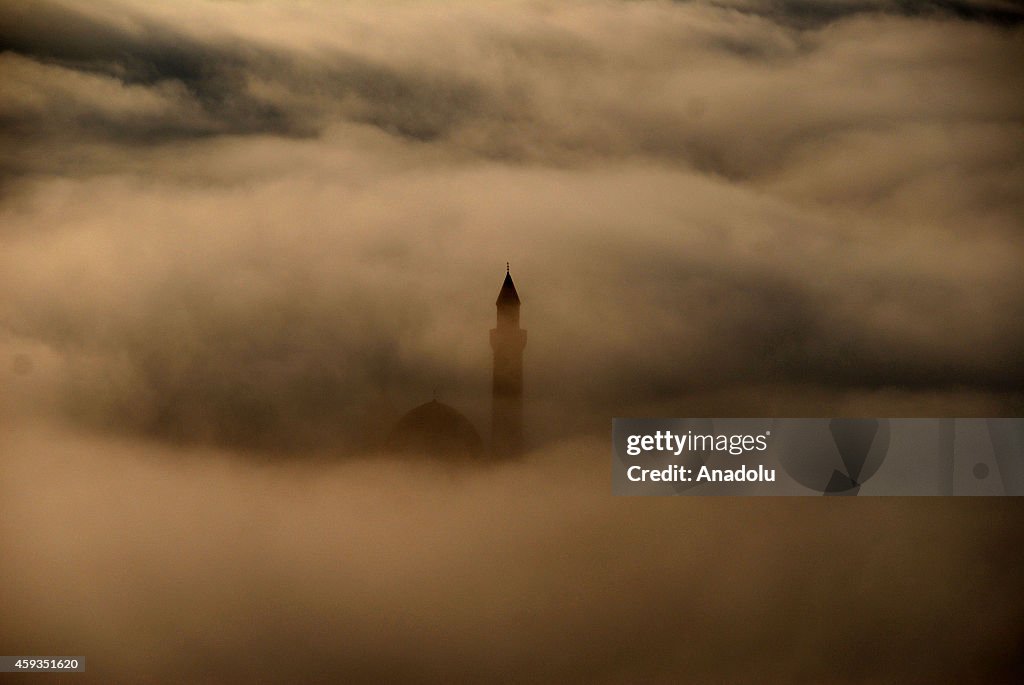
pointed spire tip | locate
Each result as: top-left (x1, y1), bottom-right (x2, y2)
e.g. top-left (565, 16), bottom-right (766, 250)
top-left (496, 264), bottom-right (520, 306)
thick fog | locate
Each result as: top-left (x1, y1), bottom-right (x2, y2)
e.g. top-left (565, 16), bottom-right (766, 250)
top-left (3, 426), bottom-right (1024, 683)
top-left (1, 1), bottom-right (1022, 682)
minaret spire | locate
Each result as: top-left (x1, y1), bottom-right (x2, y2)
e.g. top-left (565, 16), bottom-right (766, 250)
top-left (490, 265), bottom-right (526, 458)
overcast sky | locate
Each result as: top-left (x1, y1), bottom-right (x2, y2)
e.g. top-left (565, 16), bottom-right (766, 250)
top-left (1, 1), bottom-right (1023, 682)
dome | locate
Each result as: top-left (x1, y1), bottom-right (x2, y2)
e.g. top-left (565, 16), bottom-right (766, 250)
top-left (385, 400), bottom-right (483, 459)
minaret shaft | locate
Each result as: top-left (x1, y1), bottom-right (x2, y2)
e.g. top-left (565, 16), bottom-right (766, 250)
top-left (491, 269), bottom-right (526, 457)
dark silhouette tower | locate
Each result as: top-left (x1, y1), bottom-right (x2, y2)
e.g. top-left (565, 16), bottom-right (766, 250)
top-left (490, 264), bottom-right (526, 457)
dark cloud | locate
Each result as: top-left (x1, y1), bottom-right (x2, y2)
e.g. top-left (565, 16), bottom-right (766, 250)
top-left (0, 0), bottom-right (497, 153)
top-left (708, 0), bottom-right (1024, 27)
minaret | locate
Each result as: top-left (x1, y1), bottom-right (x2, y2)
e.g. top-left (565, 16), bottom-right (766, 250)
top-left (490, 263), bottom-right (527, 457)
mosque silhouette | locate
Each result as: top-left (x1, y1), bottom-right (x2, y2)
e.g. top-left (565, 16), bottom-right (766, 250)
top-left (384, 266), bottom-right (526, 459)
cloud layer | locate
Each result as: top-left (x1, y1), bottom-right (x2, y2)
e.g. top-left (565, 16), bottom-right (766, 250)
top-left (2, 0), bottom-right (1022, 451)
top-left (0, 4), bottom-right (1022, 681)
top-left (2, 427), bottom-right (1023, 684)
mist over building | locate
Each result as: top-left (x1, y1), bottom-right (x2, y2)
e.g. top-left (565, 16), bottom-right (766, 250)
top-left (0, 1), bottom-right (1023, 683)
top-left (384, 266), bottom-right (526, 459)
